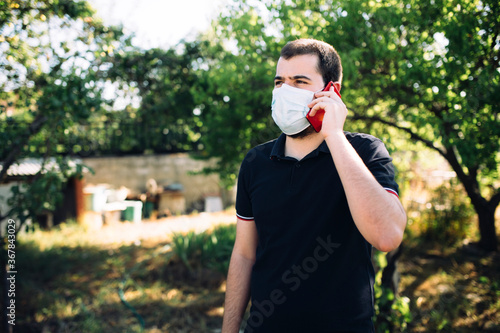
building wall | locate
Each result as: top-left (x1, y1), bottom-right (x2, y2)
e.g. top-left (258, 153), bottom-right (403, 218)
top-left (0, 182), bottom-right (19, 235)
top-left (82, 153), bottom-right (235, 210)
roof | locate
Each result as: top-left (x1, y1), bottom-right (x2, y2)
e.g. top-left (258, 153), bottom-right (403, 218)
top-left (0, 158), bottom-right (83, 178)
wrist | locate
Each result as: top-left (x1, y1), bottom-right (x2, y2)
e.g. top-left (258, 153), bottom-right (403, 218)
top-left (323, 129), bottom-right (345, 141)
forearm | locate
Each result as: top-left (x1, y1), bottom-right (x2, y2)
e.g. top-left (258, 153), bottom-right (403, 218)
top-left (222, 251), bottom-right (254, 333)
top-left (325, 131), bottom-right (406, 252)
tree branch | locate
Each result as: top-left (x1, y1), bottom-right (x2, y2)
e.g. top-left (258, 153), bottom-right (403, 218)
top-left (0, 115), bottom-right (47, 183)
top-left (349, 112), bottom-right (447, 158)
top-left (349, 111), bottom-right (500, 211)
top-left (491, 189), bottom-right (500, 209)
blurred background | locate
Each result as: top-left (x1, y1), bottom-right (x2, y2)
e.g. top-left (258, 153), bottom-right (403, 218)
top-left (0, 0), bottom-right (499, 332)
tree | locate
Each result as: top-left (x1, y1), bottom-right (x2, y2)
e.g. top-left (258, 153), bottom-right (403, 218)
top-left (0, 1), bottom-right (128, 331)
top-left (103, 43), bottom-right (203, 154)
top-left (199, 0), bottom-right (499, 251)
top-left (191, 12), bottom-right (283, 185)
top-left (0, 0), bottom-right (130, 174)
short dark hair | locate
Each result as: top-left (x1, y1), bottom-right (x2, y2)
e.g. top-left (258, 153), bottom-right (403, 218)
top-left (280, 39), bottom-right (343, 86)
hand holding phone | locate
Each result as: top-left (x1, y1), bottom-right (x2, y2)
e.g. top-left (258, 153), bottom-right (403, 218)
top-left (306, 81), bottom-right (342, 132)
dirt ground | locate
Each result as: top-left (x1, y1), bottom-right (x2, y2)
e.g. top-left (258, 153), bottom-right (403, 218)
top-left (82, 209), bottom-right (237, 246)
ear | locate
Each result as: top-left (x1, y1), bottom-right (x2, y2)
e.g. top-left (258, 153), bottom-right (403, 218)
top-left (332, 81), bottom-right (341, 93)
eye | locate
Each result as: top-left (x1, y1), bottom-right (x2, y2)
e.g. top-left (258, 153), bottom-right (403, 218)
top-left (274, 81), bottom-right (283, 87)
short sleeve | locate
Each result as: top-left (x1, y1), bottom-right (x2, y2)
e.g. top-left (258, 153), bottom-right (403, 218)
top-left (354, 136), bottom-right (399, 196)
top-left (235, 161), bottom-right (254, 221)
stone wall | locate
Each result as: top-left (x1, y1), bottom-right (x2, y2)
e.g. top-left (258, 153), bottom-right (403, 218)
top-left (82, 153), bottom-right (235, 211)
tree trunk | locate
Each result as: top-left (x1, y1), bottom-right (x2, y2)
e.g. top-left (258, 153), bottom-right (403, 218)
top-left (444, 150), bottom-right (498, 252)
top-left (476, 204), bottom-right (498, 252)
top-left (462, 179), bottom-right (499, 252)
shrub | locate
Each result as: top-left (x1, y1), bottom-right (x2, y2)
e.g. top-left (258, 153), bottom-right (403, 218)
top-left (420, 178), bottom-right (475, 246)
top-left (373, 250), bottom-right (412, 333)
top-left (170, 224), bottom-right (236, 274)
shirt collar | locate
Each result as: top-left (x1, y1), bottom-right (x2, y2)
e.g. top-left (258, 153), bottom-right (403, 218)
top-left (270, 133), bottom-right (330, 160)
top-left (270, 134), bottom-right (286, 159)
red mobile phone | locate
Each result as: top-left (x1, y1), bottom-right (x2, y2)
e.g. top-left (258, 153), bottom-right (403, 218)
top-left (306, 81), bottom-right (342, 132)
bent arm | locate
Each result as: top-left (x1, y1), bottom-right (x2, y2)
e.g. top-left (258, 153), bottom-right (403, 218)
top-left (222, 218), bottom-right (258, 333)
top-left (325, 132), bottom-right (407, 252)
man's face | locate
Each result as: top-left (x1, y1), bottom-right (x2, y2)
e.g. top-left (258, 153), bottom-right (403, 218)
top-left (274, 54), bottom-right (325, 92)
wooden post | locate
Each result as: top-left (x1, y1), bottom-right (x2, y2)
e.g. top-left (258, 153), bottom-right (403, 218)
top-left (74, 177), bottom-right (85, 224)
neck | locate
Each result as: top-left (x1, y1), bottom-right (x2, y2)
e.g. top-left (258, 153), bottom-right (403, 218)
top-left (284, 132), bottom-right (324, 161)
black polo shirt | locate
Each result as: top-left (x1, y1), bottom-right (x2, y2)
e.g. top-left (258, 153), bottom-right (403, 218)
top-left (236, 132), bottom-right (399, 333)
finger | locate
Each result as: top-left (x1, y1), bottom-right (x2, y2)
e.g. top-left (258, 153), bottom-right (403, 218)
top-left (315, 91), bottom-right (341, 101)
top-left (313, 96), bottom-right (346, 111)
top-left (308, 96), bottom-right (334, 108)
top-left (308, 102), bottom-right (328, 117)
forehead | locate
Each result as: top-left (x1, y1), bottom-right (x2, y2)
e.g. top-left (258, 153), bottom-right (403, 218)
top-left (275, 54), bottom-right (322, 78)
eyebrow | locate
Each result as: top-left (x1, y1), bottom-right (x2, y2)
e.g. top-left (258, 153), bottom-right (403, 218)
top-left (274, 75), bottom-right (313, 82)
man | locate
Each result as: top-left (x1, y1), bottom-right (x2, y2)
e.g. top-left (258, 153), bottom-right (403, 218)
top-left (222, 39), bottom-right (406, 333)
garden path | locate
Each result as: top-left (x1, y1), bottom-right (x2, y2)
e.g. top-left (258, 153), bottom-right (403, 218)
top-left (88, 210), bottom-right (236, 246)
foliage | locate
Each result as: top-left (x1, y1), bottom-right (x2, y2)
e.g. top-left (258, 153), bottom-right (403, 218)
top-left (373, 250), bottom-right (412, 332)
top-left (0, 5), bottom-right (129, 330)
top-left (5, 158), bottom-right (92, 226)
top-left (0, 0), bottom-right (130, 222)
top-left (2, 0), bottom-right (497, 248)
top-left (101, 44), bottom-right (204, 154)
top-left (419, 179), bottom-right (476, 247)
top-left (192, 34), bottom-right (282, 186)
top-left (0, 0), bottom-right (125, 119)
top-left (170, 224), bottom-right (236, 274)
top-left (195, 0), bottom-right (499, 250)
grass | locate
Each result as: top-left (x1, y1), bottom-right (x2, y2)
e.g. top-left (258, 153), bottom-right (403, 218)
top-left (403, 252), bottom-right (499, 331)
top-left (9, 212), bottom-right (500, 332)
top-left (397, 204), bottom-right (500, 333)
top-left (397, 240), bottom-right (500, 332)
top-left (15, 221), bottom-right (231, 333)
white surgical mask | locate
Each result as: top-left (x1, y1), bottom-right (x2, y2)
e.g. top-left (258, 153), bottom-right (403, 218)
top-left (271, 84), bottom-right (315, 135)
